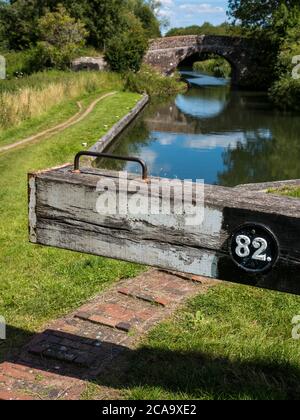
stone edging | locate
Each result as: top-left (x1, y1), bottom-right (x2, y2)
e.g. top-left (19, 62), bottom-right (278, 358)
top-left (89, 94), bottom-right (149, 154)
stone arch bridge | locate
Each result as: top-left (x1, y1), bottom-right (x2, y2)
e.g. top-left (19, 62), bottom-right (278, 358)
top-left (144, 35), bottom-right (258, 88)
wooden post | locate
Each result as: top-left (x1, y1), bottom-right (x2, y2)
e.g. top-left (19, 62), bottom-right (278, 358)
top-left (29, 164), bottom-right (300, 295)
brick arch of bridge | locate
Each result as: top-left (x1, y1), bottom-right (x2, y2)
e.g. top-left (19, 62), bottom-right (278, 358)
top-left (144, 35), bottom-right (256, 88)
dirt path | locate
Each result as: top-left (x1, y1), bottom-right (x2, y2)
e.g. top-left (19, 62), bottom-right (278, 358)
top-left (0, 91), bottom-right (117, 154)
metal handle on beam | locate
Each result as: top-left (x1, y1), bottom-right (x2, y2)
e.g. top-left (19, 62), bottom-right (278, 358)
top-left (73, 151), bottom-right (148, 180)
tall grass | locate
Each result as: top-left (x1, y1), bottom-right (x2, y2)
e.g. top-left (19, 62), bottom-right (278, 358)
top-left (0, 71), bottom-right (123, 130)
top-left (124, 65), bottom-right (186, 97)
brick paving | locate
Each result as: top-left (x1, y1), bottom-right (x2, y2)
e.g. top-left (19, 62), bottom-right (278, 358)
top-left (0, 270), bottom-right (215, 400)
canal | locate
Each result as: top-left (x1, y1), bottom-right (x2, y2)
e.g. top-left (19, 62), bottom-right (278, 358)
top-left (104, 70), bottom-right (300, 186)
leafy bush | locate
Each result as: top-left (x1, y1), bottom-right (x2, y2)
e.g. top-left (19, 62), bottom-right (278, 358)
top-left (0, 0), bottom-right (160, 52)
top-left (193, 58), bottom-right (232, 78)
top-left (268, 5), bottom-right (300, 110)
top-left (0, 50), bottom-right (31, 78)
top-left (270, 77), bottom-right (300, 111)
top-left (27, 5), bottom-right (88, 71)
top-left (105, 14), bottom-right (148, 73)
top-left (124, 65), bottom-right (186, 97)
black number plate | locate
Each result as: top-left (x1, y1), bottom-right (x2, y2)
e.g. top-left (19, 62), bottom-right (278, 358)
top-left (229, 223), bottom-right (279, 273)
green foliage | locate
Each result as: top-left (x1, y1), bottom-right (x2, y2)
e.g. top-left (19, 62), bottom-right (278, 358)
top-left (27, 5), bottom-right (88, 71)
top-left (166, 22), bottom-right (241, 37)
top-left (76, 0), bottom-right (128, 49)
top-left (0, 0), bottom-right (40, 50)
top-left (228, 1), bottom-right (300, 110)
top-left (193, 58), bottom-right (232, 78)
top-left (0, 70), bottom-right (124, 130)
top-left (0, 50), bottom-right (31, 78)
top-left (268, 5), bottom-right (300, 110)
top-left (121, 285), bottom-right (300, 400)
top-left (270, 77), bottom-right (300, 111)
top-left (124, 65), bottom-right (186, 97)
top-left (105, 14), bottom-right (148, 73)
top-left (0, 87), bottom-right (144, 361)
top-left (132, 0), bottom-right (161, 38)
top-left (228, 0), bottom-right (299, 28)
top-left (269, 186), bottom-right (300, 198)
top-left (0, 0), bottom-right (161, 51)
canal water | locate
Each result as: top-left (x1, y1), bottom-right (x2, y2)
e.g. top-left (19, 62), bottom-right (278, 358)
top-left (105, 70), bottom-right (300, 186)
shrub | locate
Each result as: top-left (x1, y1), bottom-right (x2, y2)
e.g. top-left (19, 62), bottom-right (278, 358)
top-left (28, 5), bottom-right (88, 71)
top-left (193, 58), bottom-right (232, 78)
top-left (269, 77), bottom-right (300, 111)
top-left (269, 18), bottom-right (300, 110)
top-left (105, 14), bottom-right (148, 73)
top-left (0, 50), bottom-right (32, 78)
top-left (124, 65), bottom-right (186, 97)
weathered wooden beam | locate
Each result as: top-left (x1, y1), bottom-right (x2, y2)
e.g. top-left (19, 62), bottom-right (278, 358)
top-left (29, 165), bottom-right (300, 295)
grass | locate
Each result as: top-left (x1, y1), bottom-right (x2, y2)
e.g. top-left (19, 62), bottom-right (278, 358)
top-left (105, 184), bottom-right (300, 400)
top-left (92, 284), bottom-right (300, 400)
top-left (269, 186), bottom-right (300, 199)
top-left (81, 180), bottom-right (300, 400)
top-left (101, 185), bottom-right (300, 400)
top-left (0, 88), bottom-right (144, 362)
top-left (0, 50), bottom-right (32, 78)
top-left (124, 65), bottom-right (186, 97)
top-left (1, 47), bottom-right (103, 78)
top-left (0, 71), bottom-right (123, 130)
top-left (0, 95), bottom-right (80, 148)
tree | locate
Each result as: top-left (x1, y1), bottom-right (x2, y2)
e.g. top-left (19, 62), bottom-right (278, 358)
top-left (105, 13), bottom-right (148, 72)
top-left (228, 0), bottom-right (299, 28)
top-left (132, 0), bottom-right (161, 38)
top-left (0, 0), bottom-right (41, 49)
top-left (0, 0), bottom-right (161, 51)
top-left (31, 5), bottom-right (88, 70)
top-left (166, 22), bottom-right (237, 37)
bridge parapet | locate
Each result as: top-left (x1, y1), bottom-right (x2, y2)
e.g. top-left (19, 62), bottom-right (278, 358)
top-left (149, 35), bottom-right (248, 51)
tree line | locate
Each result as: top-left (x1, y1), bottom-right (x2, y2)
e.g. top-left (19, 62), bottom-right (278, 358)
top-left (0, 0), bottom-right (299, 110)
top-left (0, 0), bottom-right (162, 72)
top-left (228, 0), bottom-right (300, 110)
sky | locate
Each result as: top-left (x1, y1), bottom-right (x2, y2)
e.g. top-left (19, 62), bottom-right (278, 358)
top-left (159, 0), bottom-right (229, 29)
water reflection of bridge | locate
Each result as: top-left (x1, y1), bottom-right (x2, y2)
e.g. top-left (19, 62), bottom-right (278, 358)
top-left (145, 91), bottom-right (273, 134)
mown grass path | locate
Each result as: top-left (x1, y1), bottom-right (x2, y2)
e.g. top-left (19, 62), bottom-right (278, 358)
top-left (0, 92), bottom-right (117, 154)
top-left (0, 90), bottom-right (144, 363)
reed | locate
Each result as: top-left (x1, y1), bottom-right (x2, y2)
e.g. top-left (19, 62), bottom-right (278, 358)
top-left (0, 71), bottom-right (123, 130)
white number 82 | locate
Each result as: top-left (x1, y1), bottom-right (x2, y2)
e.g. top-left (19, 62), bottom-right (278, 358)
top-left (235, 235), bottom-right (269, 262)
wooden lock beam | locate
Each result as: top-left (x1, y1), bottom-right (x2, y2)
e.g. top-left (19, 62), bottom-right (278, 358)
top-left (28, 164), bottom-right (300, 295)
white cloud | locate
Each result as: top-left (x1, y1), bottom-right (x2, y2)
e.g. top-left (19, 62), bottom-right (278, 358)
top-left (184, 133), bottom-right (246, 150)
top-left (158, 1), bottom-right (228, 30)
top-left (160, 0), bottom-right (174, 5)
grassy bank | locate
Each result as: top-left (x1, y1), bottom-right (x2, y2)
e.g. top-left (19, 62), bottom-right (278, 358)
top-left (0, 90), bottom-right (144, 362)
top-left (119, 285), bottom-right (300, 400)
top-left (0, 71), bottom-right (123, 131)
top-left (124, 65), bottom-right (186, 97)
top-left (1, 48), bottom-right (103, 79)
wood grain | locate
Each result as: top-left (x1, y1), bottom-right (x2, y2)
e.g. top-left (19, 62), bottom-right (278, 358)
top-left (29, 166), bottom-right (300, 295)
